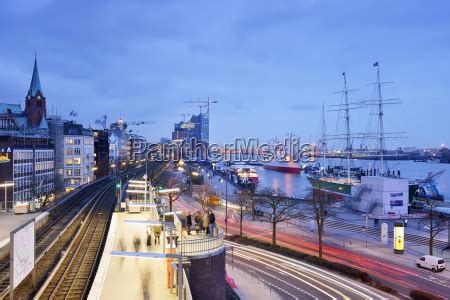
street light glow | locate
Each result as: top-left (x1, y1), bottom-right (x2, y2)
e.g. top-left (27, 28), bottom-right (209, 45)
top-left (0, 182), bottom-right (15, 188)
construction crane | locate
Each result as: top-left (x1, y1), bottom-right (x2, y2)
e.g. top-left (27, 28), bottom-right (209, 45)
top-left (169, 113), bottom-right (191, 122)
top-left (96, 115), bottom-right (155, 130)
top-left (420, 169), bottom-right (445, 183)
top-left (117, 118), bottom-right (155, 129)
top-left (189, 104), bottom-right (207, 114)
top-left (184, 98), bottom-right (218, 114)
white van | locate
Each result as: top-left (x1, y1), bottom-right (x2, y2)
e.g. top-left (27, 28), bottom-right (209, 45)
top-left (416, 255), bottom-right (446, 272)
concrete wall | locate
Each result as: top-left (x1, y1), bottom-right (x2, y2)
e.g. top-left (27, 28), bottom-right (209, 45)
top-left (359, 176), bottom-right (408, 215)
top-left (0, 212), bottom-right (49, 261)
top-left (187, 248), bottom-right (225, 300)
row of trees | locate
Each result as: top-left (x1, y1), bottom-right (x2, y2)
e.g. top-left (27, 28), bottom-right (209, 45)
top-left (236, 187), bottom-right (448, 258)
top-left (232, 187), bottom-right (333, 259)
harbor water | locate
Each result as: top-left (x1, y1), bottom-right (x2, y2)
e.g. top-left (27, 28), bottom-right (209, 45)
top-left (253, 160), bottom-right (450, 200)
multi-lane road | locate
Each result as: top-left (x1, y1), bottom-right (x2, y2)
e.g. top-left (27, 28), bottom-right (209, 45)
top-left (226, 240), bottom-right (390, 300)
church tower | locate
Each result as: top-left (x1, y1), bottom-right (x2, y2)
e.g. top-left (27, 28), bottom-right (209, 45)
top-left (24, 56), bottom-right (47, 127)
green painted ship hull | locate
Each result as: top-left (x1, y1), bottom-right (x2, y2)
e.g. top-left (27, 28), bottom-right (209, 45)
top-left (306, 175), bottom-right (353, 196)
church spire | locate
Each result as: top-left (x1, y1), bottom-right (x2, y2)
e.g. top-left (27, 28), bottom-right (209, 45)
top-left (28, 55), bottom-right (43, 97)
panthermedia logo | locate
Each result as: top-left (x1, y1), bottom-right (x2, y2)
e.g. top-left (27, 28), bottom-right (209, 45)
top-left (130, 137), bottom-right (316, 163)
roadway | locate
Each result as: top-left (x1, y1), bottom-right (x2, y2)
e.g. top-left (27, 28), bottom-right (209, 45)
top-left (226, 240), bottom-right (389, 300)
top-left (175, 195), bottom-right (450, 299)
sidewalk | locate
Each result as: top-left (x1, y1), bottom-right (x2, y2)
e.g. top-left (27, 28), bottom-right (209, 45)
top-left (226, 262), bottom-right (282, 300)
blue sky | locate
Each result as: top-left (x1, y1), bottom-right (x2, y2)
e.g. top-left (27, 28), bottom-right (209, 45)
top-left (0, 0), bottom-right (449, 148)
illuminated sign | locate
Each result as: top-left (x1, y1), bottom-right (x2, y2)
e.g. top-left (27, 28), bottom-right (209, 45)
top-left (0, 153), bottom-right (10, 163)
top-left (180, 122), bottom-right (195, 129)
top-left (0, 147), bottom-right (11, 163)
top-left (394, 222), bottom-right (404, 254)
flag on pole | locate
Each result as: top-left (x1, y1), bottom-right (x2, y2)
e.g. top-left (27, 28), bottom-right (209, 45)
top-left (373, 62), bottom-right (379, 67)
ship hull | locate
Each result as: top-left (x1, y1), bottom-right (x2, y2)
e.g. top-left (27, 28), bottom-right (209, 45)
top-left (263, 165), bottom-right (302, 173)
top-left (306, 175), bottom-right (353, 197)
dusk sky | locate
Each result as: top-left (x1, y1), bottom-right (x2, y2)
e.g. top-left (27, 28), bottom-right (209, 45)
top-left (0, 0), bottom-right (449, 148)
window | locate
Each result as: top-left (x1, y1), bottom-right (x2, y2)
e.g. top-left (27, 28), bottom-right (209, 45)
top-left (75, 139), bottom-right (81, 145)
top-left (66, 169), bottom-right (73, 176)
top-left (73, 158), bottom-right (81, 165)
top-left (65, 159), bottom-right (73, 165)
top-left (65, 138), bottom-right (74, 145)
top-left (74, 169), bottom-right (81, 176)
top-left (74, 148), bottom-right (81, 155)
top-left (66, 148), bottom-right (73, 155)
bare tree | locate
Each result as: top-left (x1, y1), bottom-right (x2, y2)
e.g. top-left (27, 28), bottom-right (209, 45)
top-left (32, 189), bottom-right (54, 209)
top-left (31, 180), bottom-right (54, 209)
top-left (200, 183), bottom-right (212, 210)
top-left (163, 176), bottom-right (185, 212)
top-left (305, 187), bottom-right (335, 259)
top-left (256, 188), bottom-right (302, 245)
top-left (236, 190), bottom-right (251, 237)
top-left (424, 198), bottom-right (448, 255)
top-left (147, 161), bottom-right (170, 186)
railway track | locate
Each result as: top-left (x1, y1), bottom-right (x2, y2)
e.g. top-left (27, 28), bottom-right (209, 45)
top-left (38, 185), bottom-right (115, 299)
top-left (0, 179), bottom-right (111, 296)
top-left (0, 181), bottom-right (114, 300)
top-left (0, 168), bottom-right (143, 299)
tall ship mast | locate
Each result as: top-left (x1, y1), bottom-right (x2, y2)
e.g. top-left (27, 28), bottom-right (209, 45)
top-left (307, 63), bottom-right (400, 199)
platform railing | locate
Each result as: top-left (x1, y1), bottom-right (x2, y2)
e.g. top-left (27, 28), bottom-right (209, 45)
top-left (182, 269), bottom-right (193, 300)
top-left (178, 226), bottom-right (224, 256)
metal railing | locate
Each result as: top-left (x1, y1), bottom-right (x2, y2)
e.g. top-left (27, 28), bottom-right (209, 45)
top-left (182, 269), bottom-right (193, 300)
top-left (178, 227), bottom-right (224, 256)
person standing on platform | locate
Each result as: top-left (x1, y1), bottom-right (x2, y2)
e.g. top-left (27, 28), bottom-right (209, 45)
top-left (203, 210), bottom-right (210, 236)
top-left (194, 211), bottom-right (201, 234)
top-left (187, 211), bottom-right (192, 235)
top-left (208, 210), bottom-right (216, 237)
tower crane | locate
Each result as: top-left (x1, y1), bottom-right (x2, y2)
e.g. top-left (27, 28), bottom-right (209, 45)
top-left (189, 104), bottom-right (207, 114)
top-left (169, 113), bottom-right (191, 122)
top-left (96, 115), bottom-right (155, 130)
top-left (184, 97), bottom-right (218, 113)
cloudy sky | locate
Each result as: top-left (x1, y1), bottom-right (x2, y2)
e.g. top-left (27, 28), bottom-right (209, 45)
top-left (0, 0), bottom-right (449, 148)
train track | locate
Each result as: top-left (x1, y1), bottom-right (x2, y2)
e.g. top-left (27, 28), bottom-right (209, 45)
top-left (38, 185), bottom-right (115, 299)
top-left (0, 179), bottom-right (111, 296)
top-left (0, 181), bottom-right (114, 300)
top-left (0, 168), bottom-right (143, 299)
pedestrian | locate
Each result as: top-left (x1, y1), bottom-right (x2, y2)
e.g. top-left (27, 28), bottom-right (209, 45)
top-left (208, 210), bottom-right (216, 237)
top-left (186, 211), bottom-right (192, 235)
top-left (194, 211), bottom-right (201, 234)
top-left (202, 210), bottom-right (210, 236)
top-left (404, 219), bottom-right (408, 227)
top-left (153, 224), bottom-right (162, 245)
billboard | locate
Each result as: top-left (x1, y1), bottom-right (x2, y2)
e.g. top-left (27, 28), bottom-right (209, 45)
top-left (393, 222), bottom-right (404, 254)
top-left (10, 219), bottom-right (35, 291)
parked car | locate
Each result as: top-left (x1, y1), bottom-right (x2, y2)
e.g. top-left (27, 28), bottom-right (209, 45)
top-left (416, 255), bottom-right (446, 272)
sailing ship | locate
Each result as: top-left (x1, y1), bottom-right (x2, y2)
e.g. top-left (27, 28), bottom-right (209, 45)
top-left (307, 63), bottom-right (408, 200)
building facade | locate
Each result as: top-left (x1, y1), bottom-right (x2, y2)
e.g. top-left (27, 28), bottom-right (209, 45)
top-left (0, 58), bottom-right (54, 211)
top-left (63, 121), bottom-right (94, 191)
top-left (108, 119), bottom-right (130, 169)
top-left (172, 112), bottom-right (209, 144)
top-left (93, 129), bottom-right (110, 178)
top-left (47, 115), bottom-right (64, 190)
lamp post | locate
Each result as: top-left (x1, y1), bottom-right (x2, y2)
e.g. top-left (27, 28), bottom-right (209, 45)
top-left (225, 163), bottom-right (228, 236)
top-left (1, 182), bottom-right (15, 212)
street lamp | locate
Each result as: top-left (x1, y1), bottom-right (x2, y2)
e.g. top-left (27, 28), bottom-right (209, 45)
top-left (225, 163), bottom-right (228, 236)
top-left (1, 182), bottom-right (15, 212)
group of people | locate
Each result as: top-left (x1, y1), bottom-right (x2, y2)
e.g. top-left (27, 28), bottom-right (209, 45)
top-left (186, 210), bottom-right (216, 237)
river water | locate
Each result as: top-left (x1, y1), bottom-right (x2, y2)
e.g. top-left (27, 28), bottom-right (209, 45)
top-left (253, 160), bottom-right (450, 200)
